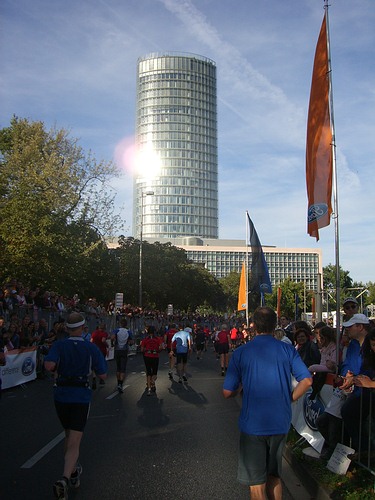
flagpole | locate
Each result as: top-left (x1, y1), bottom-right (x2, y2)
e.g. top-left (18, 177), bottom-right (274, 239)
top-left (325, 1), bottom-right (341, 359)
top-left (245, 210), bottom-right (249, 326)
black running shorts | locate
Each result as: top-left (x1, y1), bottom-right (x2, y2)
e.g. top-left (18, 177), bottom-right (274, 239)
top-left (54, 401), bottom-right (90, 432)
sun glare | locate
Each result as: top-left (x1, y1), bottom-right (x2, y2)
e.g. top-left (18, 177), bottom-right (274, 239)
top-left (135, 144), bottom-right (161, 180)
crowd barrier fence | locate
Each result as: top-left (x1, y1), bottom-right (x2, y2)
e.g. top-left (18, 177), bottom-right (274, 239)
top-left (291, 372), bottom-right (375, 478)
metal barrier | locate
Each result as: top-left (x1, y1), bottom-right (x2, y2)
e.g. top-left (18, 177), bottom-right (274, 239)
top-left (1, 306), bottom-right (182, 352)
top-left (351, 389), bottom-right (375, 476)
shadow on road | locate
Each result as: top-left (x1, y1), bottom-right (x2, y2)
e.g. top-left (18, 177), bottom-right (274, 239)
top-left (136, 391), bottom-right (170, 428)
top-left (167, 379), bottom-right (208, 407)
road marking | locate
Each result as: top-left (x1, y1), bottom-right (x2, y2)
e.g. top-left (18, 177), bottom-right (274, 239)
top-left (21, 431), bottom-right (65, 469)
top-left (106, 385), bottom-right (129, 399)
top-left (20, 382), bottom-right (131, 468)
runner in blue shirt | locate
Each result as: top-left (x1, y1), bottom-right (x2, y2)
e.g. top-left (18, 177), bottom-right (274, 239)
top-left (45, 312), bottom-right (107, 500)
top-left (223, 306), bottom-right (312, 500)
top-left (171, 326), bottom-right (192, 383)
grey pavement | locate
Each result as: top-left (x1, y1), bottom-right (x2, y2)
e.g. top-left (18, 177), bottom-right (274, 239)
top-left (1, 345), bottom-right (313, 499)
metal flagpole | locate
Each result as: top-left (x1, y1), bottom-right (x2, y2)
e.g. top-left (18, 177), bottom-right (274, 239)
top-left (245, 210), bottom-right (249, 326)
top-left (325, 1), bottom-right (341, 361)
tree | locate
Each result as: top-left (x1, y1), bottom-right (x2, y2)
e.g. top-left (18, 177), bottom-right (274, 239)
top-left (114, 237), bottom-right (226, 310)
top-left (219, 271), bottom-right (241, 312)
top-left (0, 117), bottom-right (123, 297)
top-left (367, 282), bottom-right (375, 306)
top-left (323, 264), bottom-right (353, 292)
top-left (267, 277), bottom-right (305, 320)
top-left (323, 264), bottom-right (355, 310)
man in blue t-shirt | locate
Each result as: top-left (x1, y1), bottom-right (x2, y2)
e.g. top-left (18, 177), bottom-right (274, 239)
top-left (223, 306), bottom-right (312, 500)
top-left (45, 312), bottom-right (107, 500)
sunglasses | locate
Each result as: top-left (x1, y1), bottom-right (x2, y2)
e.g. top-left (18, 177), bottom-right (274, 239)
top-left (344, 304), bottom-right (357, 310)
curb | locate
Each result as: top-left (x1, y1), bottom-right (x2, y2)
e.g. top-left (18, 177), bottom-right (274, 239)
top-left (284, 445), bottom-right (332, 500)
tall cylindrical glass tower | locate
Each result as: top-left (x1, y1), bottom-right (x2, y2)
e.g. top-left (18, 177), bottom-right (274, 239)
top-left (133, 52), bottom-right (218, 240)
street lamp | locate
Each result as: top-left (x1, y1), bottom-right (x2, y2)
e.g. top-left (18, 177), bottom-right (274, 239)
top-left (139, 190), bottom-right (154, 308)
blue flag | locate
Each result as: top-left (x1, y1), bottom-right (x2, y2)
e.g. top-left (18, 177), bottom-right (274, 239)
top-left (247, 212), bottom-right (272, 297)
top-left (295, 293), bottom-right (300, 321)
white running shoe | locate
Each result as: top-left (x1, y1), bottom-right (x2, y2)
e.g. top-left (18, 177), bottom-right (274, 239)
top-left (69, 463), bottom-right (82, 489)
top-left (53, 478), bottom-right (69, 499)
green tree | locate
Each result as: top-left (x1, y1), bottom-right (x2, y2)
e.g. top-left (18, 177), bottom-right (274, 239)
top-left (219, 271), bottom-right (241, 312)
top-left (115, 237), bottom-right (225, 310)
top-left (0, 117), bottom-right (122, 297)
top-left (323, 264), bottom-right (353, 292)
top-left (267, 277), bottom-right (305, 320)
top-left (366, 282), bottom-right (375, 305)
top-left (323, 264), bottom-right (355, 310)
top-left (366, 282), bottom-right (375, 316)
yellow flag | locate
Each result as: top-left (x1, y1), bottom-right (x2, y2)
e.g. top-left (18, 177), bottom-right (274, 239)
top-left (237, 261), bottom-right (247, 311)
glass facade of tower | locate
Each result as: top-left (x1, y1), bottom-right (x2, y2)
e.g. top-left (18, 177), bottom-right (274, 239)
top-left (133, 53), bottom-right (218, 240)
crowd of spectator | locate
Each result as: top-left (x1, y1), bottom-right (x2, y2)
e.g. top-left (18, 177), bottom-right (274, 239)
top-left (0, 278), bottom-right (244, 353)
top-left (2, 278), bottom-right (375, 472)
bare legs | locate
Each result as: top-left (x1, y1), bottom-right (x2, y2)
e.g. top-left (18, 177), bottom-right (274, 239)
top-left (62, 429), bottom-right (83, 479)
top-left (249, 476), bottom-right (282, 500)
top-left (169, 351), bottom-right (175, 374)
top-left (220, 352), bottom-right (229, 374)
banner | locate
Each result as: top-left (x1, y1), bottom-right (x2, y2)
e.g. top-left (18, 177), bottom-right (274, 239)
top-left (291, 374), bottom-right (336, 453)
top-left (1, 347), bottom-right (37, 389)
top-left (237, 261), bottom-right (247, 311)
top-left (306, 11), bottom-right (333, 241)
top-left (247, 212), bottom-right (272, 295)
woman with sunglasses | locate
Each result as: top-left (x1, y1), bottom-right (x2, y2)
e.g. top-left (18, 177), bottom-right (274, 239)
top-left (342, 297), bottom-right (359, 321)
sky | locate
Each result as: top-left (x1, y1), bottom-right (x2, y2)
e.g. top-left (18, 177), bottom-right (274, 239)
top-left (1, 0), bottom-right (374, 286)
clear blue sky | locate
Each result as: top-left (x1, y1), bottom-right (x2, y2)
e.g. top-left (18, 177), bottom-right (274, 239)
top-left (1, 0), bottom-right (374, 285)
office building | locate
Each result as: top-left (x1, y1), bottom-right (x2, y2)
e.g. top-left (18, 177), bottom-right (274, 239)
top-left (133, 52), bottom-right (218, 240)
top-left (129, 52), bottom-right (322, 295)
top-left (143, 237), bottom-right (322, 291)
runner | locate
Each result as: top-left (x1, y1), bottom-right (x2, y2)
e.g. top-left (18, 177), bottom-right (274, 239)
top-left (171, 325), bottom-right (192, 383)
top-left (164, 323), bottom-right (178, 379)
top-left (90, 323), bottom-right (109, 389)
top-left (111, 318), bottom-right (132, 393)
top-left (140, 325), bottom-right (163, 395)
top-left (215, 324), bottom-right (231, 376)
top-left (195, 325), bottom-right (206, 360)
top-left (44, 312), bottom-right (107, 500)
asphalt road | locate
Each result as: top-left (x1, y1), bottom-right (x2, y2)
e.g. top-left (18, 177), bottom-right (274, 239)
top-left (1, 345), bottom-right (311, 500)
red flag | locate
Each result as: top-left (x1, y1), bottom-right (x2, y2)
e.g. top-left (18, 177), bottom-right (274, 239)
top-left (306, 12), bottom-right (332, 241)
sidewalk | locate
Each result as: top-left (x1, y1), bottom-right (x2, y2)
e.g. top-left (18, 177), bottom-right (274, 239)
top-left (283, 445), bottom-right (331, 500)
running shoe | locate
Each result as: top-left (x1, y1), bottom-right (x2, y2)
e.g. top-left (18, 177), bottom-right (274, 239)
top-left (168, 371), bottom-right (173, 380)
top-left (178, 378), bottom-right (183, 384)
top-left (117, 384), bottom-right (124, 393)
top-left (69, 463), bottom-right (82, 489)
top-left (53, 478), bottom-right (69, 499)
top-left (147, 388), bottom-right (152, 396)
top-left (182, 375), bottom-right (188, 382)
